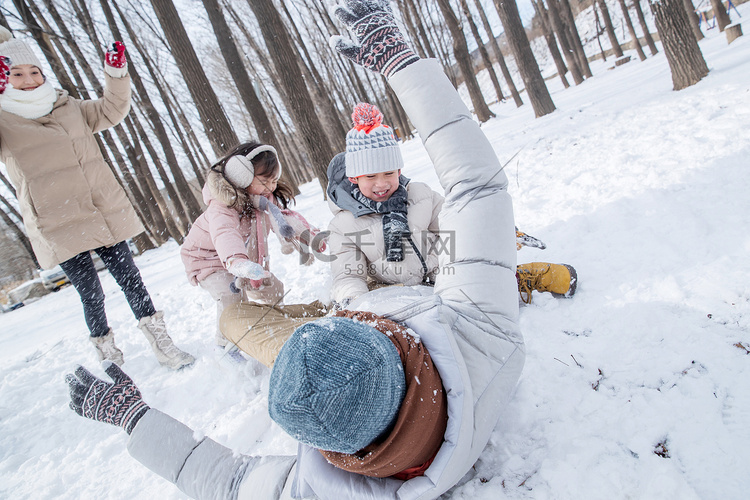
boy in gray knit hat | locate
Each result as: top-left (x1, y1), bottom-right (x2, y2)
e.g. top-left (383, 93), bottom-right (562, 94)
top-left (327, 102), bottom-right (578, 308)
top-left (327, 102), bottom-right (445, 306)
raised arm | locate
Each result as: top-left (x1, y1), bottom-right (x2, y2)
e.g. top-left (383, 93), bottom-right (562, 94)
top-left (331, 0), bottom-right (519, 335)
top-left (78, 42), bottom-right (132, 133)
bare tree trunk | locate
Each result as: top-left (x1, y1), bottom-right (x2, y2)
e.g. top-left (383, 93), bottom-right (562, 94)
top-left (0, 206), bottom-right (39, 268)
top-left (593, 0), bottom-right (608, 60)
top-left (245, 0), bottom-right (336, 191)
top-left (396, 0), bottom-right (428, 58)
top-left (128, 108), bottom-right (190, 238)
top-left (545, 0), bottom-right (584, 84)
top-left (681, 0), bottom-right (704, 40)
top-left (99, 130), bottom-right (169, 245)
top-left (708, 0), bottom-right (731, 31)
top-left (472, 0), bottom-right (523, 106)
top-left (619, 0), bottom-right (648, 60)
top-left (459, 0), bottom-right (506, 102)
top-left (10, 0), bottom-right (79, 98)
top-left (493, 0), bottom-right (556, 117)
top-left (121, 117), bottom-right (185, 242)
top-left (104, 0), bottom-right (203, 224)
top-left (533, 0), bottom-right (571, 88)
top-left (633, 0), bottom-right (659, 55)
top-left (133, 37), bottom-right (209, 186)
top-left (435, 0), bottom-right (494, 122)
top-left (558, 0), bottom-right (593, 77)
top-left (200, 0), bottom-right (301, 193)
top-left (417, 0), bottom-right (459, 85)
top-left (598, 0), bottom-right (624, 57)
top-left (649, 0), bottom-right (709, 90)
top-left (0, 188), bottom-right (39, 267)
top-left (148, 0), bottom-right (239, 155)
top-left (279, 0), bottom-right (348, 153)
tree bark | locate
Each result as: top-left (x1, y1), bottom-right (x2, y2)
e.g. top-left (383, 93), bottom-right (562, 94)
top-left (619, 0), bottom-right (648, 60)
top-left (598, 0), bottom-right (624, 58)
top-left (472, 0), bottom-right (523, 107)
top-left (633, 0), bottom-right (659, 55)
top-left (459, 0), bottom-right (507, 102)
top-left (681, 0), bottom-right (704, 40)
top-left (708, 0), bottom-right (732, 31)
top-left (649, 0), bottom-right (709, 90)
top-left (592, 0), bottom-right (608, 60)
top-left (545, 0), bottom-right (584, 84)
top-left (148, 0), bottom-right (239, 156)
top-left (533, 0), bottom-right (571, 88)
top-left (558, 0), bottom-right (593, 77)
top-left (493, 0), bottom-right (555, 117)
top-left (0, 206), bottom-right (39, 268)
top-left (104, 0), bottom-right (203, 224)
top-left (435, 0), bottom-right (494, 122)
top-left (201, 0), bottom-right (302, 192)
top-left (245, 0), bottom-right (336, 191)
top-left (279, 0), bottom-right (348, 154)
top-left (0, 190), bottom-right (38, 267)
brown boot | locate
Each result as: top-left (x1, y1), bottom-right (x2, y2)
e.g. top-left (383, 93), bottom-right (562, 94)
top-left (90, 328), bottom-right (125, 366)
top-left (517, 262), bottom-right (578, 304)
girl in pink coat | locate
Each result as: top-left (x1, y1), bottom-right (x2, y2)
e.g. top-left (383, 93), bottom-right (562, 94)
top-left (180, 142), bottom-right (322, 348)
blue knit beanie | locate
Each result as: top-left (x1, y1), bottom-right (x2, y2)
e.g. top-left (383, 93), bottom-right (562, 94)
top-left (268, 317), bottom-right (406, 454)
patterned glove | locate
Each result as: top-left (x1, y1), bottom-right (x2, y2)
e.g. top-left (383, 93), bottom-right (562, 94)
top-left (66, 362), bottom-right (150, 435)
top-left (331, 0), bottom-right (419, 78)
top-left (0, 56), bottom-right (11, 94)
top-left (104, 41), bottom-right (127, 69)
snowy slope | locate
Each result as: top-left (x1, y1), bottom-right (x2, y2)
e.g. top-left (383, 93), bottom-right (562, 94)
top-left (2, 8), bottom-right (750, 499)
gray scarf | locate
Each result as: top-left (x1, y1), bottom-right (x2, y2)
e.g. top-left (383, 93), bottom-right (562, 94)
top-left (344, 181), bottom-right (410, 262)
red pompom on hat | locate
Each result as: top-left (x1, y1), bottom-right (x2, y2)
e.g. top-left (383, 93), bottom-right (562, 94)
top-left (345, 102), bottom-right (403, 177)
top-left (351, 103), bottom-right (384, 133)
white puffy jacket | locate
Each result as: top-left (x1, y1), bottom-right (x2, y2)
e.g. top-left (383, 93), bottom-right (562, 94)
top-left (327, 179), bottom-right (444, 302)
top-left (127, 59), bottom-right (525, 500)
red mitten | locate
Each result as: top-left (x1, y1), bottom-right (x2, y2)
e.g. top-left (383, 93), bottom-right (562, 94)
top-left (105, 41), bottom-right (127, 69)
top-left (0, 56), bottom-right (11, 94)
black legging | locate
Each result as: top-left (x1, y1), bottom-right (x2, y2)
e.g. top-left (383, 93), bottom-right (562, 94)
top-left (59, 241), bottom-right (156, 337)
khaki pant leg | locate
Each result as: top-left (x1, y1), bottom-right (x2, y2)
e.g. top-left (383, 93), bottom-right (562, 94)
top-left (220, 301), bottom-right (327, 367)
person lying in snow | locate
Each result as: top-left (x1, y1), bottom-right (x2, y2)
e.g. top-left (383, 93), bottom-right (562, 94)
top-left (325, 104), bottom-right (577, 307)
top-left (65, 1), bottom-right (525, 498)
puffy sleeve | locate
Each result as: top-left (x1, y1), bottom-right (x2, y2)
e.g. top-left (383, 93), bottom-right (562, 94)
top-left (128, 409), bottom-right (297, 500)
top-left (388, 59), bottom-right (520, 337)
top-left (205, 201), bottom-right (250, 265)
top-left (78, 71), bottom-right (132, 133)
top-left (328, 216), bottom-right (370, 303)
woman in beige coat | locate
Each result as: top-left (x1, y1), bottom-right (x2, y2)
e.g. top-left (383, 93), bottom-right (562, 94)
top-left (0, 28), bottom-right (193, 370)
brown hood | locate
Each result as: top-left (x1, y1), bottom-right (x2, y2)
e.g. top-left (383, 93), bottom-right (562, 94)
top-left (321, 310), bottom-right (448, 478)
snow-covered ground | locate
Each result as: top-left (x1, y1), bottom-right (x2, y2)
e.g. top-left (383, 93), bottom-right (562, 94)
top-left (2, 9), bottom-right (750, 499)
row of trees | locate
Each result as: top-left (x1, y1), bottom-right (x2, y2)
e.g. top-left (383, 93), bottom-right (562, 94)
top-left (0, 0), bottom-right (725, 282)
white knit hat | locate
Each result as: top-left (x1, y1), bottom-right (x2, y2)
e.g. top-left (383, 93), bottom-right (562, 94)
top-left (224, 144), bottom-right (282, 189)
top-left (0, 27), bottom-right (43, 69)
top-left (345, 103), bottom-right (403, 178)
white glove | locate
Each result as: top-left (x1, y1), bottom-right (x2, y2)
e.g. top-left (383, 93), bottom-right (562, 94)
top-left (227, 259), bottom-right (269, 280)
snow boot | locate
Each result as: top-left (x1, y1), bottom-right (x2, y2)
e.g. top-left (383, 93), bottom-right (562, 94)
top-left (138, 311), bottom-right (195, 370)
top-left (90, 328), bottom-right (125, 366)
top-left (517, 262), bottom-right (577, 304)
